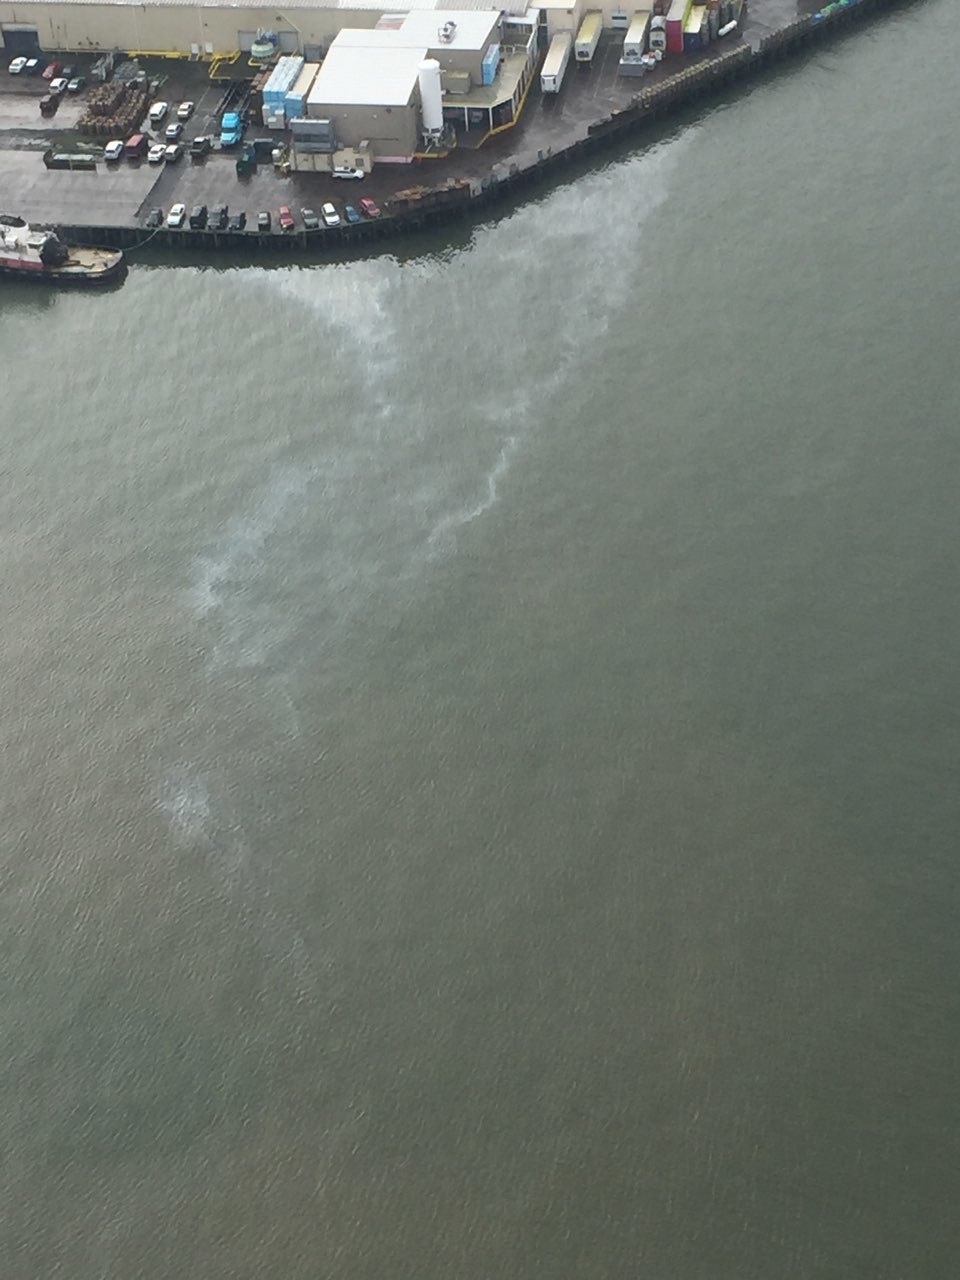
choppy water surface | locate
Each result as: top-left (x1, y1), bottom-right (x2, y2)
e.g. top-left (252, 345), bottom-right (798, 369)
top-left (2, 6), bottom-right (959, 1277)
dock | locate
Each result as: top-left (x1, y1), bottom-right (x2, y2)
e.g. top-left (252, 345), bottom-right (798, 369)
top-left (0, 0), bottom-right (922, 262)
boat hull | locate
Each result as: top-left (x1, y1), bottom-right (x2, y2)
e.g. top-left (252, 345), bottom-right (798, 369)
top-left (0, 244), bottom-right (125, 285)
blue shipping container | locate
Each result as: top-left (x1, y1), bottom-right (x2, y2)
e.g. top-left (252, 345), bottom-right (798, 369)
top-left (481, 43), bottom-right (501, 86)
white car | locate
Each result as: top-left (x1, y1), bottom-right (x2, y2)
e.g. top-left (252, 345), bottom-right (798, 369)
top-left (166, 203), bottom-right (186, 228)
top-left (177, 101), bottom-right (194, 121)
top-left (321, 202), bottom-right (341, 228)
top-left (148, 101), bottom-right (169, 125)
top-left (147, 143), bottom-right (167, 164)
top-left (49, 77), bottom-right (69, 95)
top-left (331, 165), bottom-right (364, 180)
top-left (103, 139), bottom-right (124, 162)
top-left (163, 143), bottom-right (183, 163)
top-left (8, 57), bottom-right (28, 75)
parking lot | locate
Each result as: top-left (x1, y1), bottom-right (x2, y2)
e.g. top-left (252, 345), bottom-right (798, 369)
top-left (0, 148), bottom-right (160, 227)
top-left (0, 53), bottom-right (393, 232)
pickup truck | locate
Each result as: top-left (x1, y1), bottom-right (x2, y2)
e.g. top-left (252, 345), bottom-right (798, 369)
top-left (219, 111), bottom-right (243, 147)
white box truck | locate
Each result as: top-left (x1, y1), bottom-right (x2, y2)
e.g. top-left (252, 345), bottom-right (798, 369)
top-left (575, 13), bottom-right (603, 63)
top-left (541, 32), bottom-right (573, 93)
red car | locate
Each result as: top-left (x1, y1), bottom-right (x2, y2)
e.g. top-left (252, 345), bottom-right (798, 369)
top-left (359, 197), bottom-right (381, 219)
top-left (41, 61), bottom-right (63, 81)
top-left (278, 205), bottom-right (295, 231)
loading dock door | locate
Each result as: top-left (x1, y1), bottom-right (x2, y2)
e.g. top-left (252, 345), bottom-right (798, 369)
top-left (2, 25), bottom-right (41, 54)
top-left (277, 31), bottom-right (299, 53)
top-left (238, 31), bottom-right (257, 52)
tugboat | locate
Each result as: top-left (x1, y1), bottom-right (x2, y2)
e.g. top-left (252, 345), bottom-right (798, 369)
top-left (0, 214), bottom-right (125, 285)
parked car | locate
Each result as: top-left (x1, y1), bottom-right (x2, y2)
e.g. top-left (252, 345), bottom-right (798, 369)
top-left (145, 208), bottom-right (163, 228)
top-left (300, 208), bottom-right (320, 230)
top-left (61, 65), bottom-right (76, 79)
top-left (190, 135), bottom-right (211, 159)
top-left (189, 204), bottom-right (208, 229)
top-left (278, 205), bottom-right (294, 231)
top-left (227, 211), bottom-right (247, 232)
top-left (257, 210), bottom-right (271, 231)
top-left (25, 59), bottom-right (44, 76)
top-left (41, 61), bottom-right (62, 81)
top-left (164, 121), bottom-right (183, 142)
top-left (39, 94), bottom-right (59, 118)
top-left (103, 139), bottom-right (124, 162)
top-left (321, 202), bottom-right (340, 228)
top-left (8, 57), bottom-right (27, 75)
top-left (49, 77), bottom-right (69, 95)
top-left (359, 197), bottom-right (381, 219)
top-left (176, 100), bottom-right (194, 121)
top-left (209, 204), bottom-right (228, 230)
top-left (66, 76), bottom-right (86, 94)
top-left (164, 143), bottom-right (183, 163)
top-left (148, 142), bottom-right (167, 164)
top-left (148, 101), bottom-right (169, 125)
top-left (332, 165), bottom-right (364, 180)
top-left (343, 204), bottom-right (361, 224)
top-left (167, 203), bottom-right (187, 228)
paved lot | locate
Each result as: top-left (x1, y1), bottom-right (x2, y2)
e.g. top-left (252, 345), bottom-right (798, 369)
top-left (0, 149), bottom-right (159, 225)
top-left (0, 91), bottom-right (87, 130)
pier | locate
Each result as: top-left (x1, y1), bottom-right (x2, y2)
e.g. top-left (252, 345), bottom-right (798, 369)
top-left (0, 0), bottom-right (921, 261)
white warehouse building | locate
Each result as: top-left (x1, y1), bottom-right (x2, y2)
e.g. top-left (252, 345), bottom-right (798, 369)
top-left (0, 0), bottom-right (546, 59)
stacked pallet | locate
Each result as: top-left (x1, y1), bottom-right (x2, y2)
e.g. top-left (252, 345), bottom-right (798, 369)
top-left (77, 83), bottom-right (149, 138)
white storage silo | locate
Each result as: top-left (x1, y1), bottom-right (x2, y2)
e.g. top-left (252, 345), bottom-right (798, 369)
top-left (418, 59), bottom-right (444, 138)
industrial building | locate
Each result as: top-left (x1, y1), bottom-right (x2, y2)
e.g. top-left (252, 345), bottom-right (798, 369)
top-left (300, 10), bottom-right (537, 159)
top-left (0, 0), bottom-right (742, 58)
top-left (0, 0), bottom-right (743, 166)
top-left (0, 0), bottom-right (546, 60)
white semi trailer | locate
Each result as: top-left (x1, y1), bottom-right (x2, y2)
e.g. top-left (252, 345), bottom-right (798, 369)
top-left (541, 32), bottom-right (573, 93)
top-left (575, 13), bottom-right (603, 63)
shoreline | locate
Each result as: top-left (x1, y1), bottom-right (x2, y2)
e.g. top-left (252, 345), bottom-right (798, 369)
top-left (37, 0), bottom-right (919, 263)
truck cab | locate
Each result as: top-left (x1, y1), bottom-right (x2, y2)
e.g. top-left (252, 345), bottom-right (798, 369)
top-left (219, 112), bottom-right (243, 147)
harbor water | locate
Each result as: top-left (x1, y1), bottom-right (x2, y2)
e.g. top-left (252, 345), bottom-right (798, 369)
top-left (2, 4), bottom-right (959, 1276)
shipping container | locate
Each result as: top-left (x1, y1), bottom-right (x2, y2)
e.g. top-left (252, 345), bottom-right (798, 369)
top-left (666, 0), bottom-right (692, 53)
top-left (574, 13), bottom-right (603, 63)
top-left (263, 55), bottom-right (304, 107)
top-left (284, 62), bottom-right (318, 121)
top-left (621, 11), bottom-right (652, 61)
top-left (541, 31), bottom-right (573, 93)
top-left (481, 43), bottom-right (501, 85)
